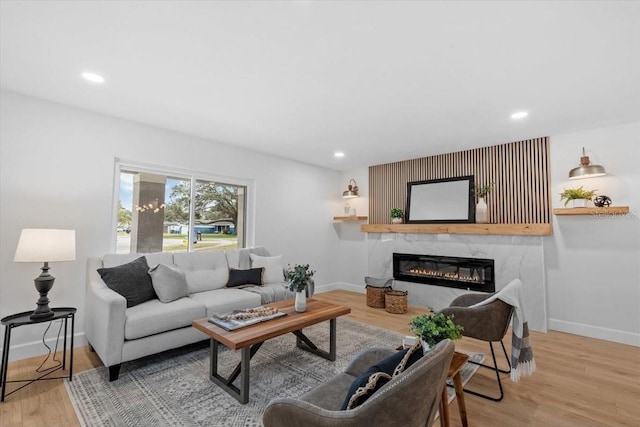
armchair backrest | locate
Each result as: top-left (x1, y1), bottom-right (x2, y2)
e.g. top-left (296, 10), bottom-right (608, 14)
top-left (351, 339), bottom-right (454, 427)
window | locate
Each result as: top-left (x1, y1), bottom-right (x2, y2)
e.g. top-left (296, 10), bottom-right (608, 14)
top-left (116, 165), bottom-right (247, 254)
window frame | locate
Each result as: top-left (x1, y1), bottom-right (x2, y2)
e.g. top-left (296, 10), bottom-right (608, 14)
top-left (111, 158), bottom-right (255, 253)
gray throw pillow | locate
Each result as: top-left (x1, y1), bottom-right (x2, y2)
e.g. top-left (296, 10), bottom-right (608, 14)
top-left (97, 256), bottom-right (157, 308)
top-left (148, 263), bottom-right (189, 303)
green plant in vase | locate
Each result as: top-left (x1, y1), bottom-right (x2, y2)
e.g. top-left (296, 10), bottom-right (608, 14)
top-left (559, 186), bottom-right (597, 207)
top-left (284, 264), bottom-right (315, 312)
top-left (473, 183), bottom-right (494, 224)
top-left (390, 208), bottom-right (404, 224)
top-left (409, 310), bottom-right (463, 350)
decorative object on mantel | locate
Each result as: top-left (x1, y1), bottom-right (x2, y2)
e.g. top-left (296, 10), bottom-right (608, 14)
top-left (14, 229), bottom-right (76, 319)
top-left (409, 310), bottom-right (463, 352)
top-left (593, 195), bottom-right (612, 207)
top-left (390, 207), bottom-right (404, 224)
top-left (284, 264), bottom-right (315, 312)
top-left (473, 183), bottom-right (494, 224)
top-left (559, 186), bottom-right (597, 207)
top-left (569, 147), bottom-right (607, 180)
top-left (364, 276), bottom-right (393, 308)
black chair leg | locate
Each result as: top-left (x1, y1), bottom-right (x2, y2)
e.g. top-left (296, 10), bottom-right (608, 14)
top-left (464, 340), bottom-right (511, 402)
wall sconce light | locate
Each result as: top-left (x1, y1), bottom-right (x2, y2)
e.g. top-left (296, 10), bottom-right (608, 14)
top-left (342, 179), bottom-right (359, 198)
top-left (569, 147), bottom-right (606, 180)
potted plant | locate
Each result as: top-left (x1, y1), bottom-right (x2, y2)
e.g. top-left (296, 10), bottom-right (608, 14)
top-left (284, 264), bottom-right (315, 312)
top-left (390, 208), bottom-right (404, 224)
top-left (559, 186), bottom-right (597, 207)
top-left (409, 310), bottom-right (463, 352)
top-left (473, 183), bottom-right (494, 224)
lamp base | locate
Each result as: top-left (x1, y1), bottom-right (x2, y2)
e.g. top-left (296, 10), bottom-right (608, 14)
top-left (30, 262), bottom-right (55, 320)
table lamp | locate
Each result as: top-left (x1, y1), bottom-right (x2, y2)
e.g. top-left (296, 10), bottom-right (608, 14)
top-left (13, 229), bottom-right (76, 319)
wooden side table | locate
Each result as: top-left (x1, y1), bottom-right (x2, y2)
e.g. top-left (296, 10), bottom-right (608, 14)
top-left (440, 351), bottom-right (469, 427)
top-left (0, 307), bottom-right (76, 402)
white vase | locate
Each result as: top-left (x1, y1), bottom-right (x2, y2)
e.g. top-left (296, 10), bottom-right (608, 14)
top-left (476, 197), bottom-right (488, 223)
top-left (294, 291), bottom-right (306, 312)
top-left (572, 199), bottom-right (588, 208)
top-left (391, 217), bottom-right (403, 224)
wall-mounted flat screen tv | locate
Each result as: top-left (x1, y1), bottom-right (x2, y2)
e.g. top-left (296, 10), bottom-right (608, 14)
top-left (406, 176), bottom-right (475, 223)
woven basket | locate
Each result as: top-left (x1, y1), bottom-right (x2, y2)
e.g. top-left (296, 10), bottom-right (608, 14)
top-left (385, 290), bottom-right (408, 314)
top-left (366, 285), bottom-right (391, 308)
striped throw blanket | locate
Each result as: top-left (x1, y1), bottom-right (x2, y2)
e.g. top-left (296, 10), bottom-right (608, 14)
top-left (470, 278), bottom-right (537, 381)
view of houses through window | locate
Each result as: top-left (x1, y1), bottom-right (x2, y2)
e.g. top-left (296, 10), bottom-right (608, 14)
top-left (117, 169), bottom-right (246, 254)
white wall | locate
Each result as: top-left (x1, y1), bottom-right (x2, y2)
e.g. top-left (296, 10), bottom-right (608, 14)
top-left (0, 90), bottom-right (342, 360)
top-left (545, 121), bottom-right (640, 346)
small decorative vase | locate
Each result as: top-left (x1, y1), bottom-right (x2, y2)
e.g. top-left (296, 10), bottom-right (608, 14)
top-left (476, 197), bottom-right (488, 223)
top-left (391, 217), bottom-right (403, 224)
top-left (294, 290), bottom-right (306, 312)
top-left (572, 199), bottom-right (588, 208)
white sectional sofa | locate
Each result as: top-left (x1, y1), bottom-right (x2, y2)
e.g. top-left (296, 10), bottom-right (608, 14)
top-left (85, 247), bottom-right (310, 380)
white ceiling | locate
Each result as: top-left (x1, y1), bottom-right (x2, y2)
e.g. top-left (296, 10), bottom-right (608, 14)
top-left (1, 1), bottom-right (639, 171)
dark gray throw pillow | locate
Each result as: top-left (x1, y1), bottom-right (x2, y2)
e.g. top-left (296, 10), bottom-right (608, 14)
top-left (97, 256), bottom-right (157, 308)
top-left (227, 267), bottom-right (264, 288)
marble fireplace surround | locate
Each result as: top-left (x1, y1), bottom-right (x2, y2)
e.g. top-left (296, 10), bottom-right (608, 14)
top-left (367, 233), bottom-right (547, 332)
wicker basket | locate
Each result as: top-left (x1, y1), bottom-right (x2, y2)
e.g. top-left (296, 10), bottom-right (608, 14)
top-left (385, 290), bottom-right (408, 314)
top-left (366, 285), bottom-right (391, 308)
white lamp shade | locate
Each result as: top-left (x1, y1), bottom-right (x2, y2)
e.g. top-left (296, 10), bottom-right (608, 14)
top-left (14, 229), bottom-right (76, 263)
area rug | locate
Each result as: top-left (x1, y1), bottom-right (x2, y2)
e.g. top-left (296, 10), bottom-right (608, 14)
top-left (66, 319), bottom-right (483, 427)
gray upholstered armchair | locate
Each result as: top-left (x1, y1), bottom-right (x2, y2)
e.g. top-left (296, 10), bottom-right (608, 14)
top-left (262, 340), bottom-right (454, 427)
top-left (439, 293), bottom-right (514, 401)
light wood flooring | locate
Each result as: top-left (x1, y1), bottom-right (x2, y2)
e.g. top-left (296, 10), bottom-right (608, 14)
top-left (1, 290), bottom-right (639, 426)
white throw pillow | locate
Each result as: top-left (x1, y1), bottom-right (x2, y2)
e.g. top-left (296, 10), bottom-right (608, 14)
top-left (250, 254), bottom-right (284, 284)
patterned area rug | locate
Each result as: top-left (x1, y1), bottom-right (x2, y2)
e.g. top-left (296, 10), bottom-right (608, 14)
top-left (66, 318), bottom-right (483, 427)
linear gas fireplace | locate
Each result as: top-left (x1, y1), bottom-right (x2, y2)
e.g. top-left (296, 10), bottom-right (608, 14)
top-left (393, 253), bottom-right (495, 293)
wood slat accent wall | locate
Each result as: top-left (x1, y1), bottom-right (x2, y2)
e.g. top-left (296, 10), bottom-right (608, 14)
top-left (369, 137), bottom-right (550, 224)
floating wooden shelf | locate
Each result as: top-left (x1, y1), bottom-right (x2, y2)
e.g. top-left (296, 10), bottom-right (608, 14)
top-left (552, 206), bottom-right (629, 216)
top-left (333, 216), bottom-right (368, 221)
top-left (360, 223), bottom-right (552, 236)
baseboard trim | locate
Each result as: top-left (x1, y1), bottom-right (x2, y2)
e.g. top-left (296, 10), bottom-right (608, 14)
top-left (2, 332), bottom-right (88, 363)
top-left (548, 319), bottom-right (640, 347)
top-left (315, 282), bottom-right (365, 294)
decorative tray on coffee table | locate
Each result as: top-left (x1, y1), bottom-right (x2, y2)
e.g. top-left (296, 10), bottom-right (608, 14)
top-left (208, 306), bottom-right (286, 331)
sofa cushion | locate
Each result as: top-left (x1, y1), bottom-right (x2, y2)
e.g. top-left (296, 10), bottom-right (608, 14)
top-left (250, 254), bottom-right (284, 284)
top-left (97, 256), bottom-right (157, 308)
top-left (225, 247), bottom-right (270, 269)
top-left (148, 263), bottom-right (189, 303)
top-left (227, 267), bottom-right (264, 288)
top-left (103, 252), bottom-right (173, 269)
top-left (173, 251), bottom-right (229, 293)
top-left (124, 297), bottom-right (206, 340)
top-left (189, 288), bottom-right (261, 317)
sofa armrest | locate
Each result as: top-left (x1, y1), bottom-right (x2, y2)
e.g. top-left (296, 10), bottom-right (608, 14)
top-left (85, 257), bottom-right (126, 367)
top-left (263, 398), bottom-right (363, 427)
top-left (344, 347), bottom-right (395, 377)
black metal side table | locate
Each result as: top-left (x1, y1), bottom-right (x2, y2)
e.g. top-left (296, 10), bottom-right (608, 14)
top-left (1, 307), bottom-right (76, 402)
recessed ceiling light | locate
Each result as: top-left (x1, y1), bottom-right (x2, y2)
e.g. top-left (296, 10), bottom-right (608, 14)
top-left (82, 72), bottom-right (105, 84)
top-left (511, 111), bottom-right (528, 119)
top-left (334, 152), bottom-right (345, 158)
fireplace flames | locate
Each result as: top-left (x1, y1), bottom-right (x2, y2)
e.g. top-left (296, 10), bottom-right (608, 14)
top-left (407, 268), bottom-right (482, 283)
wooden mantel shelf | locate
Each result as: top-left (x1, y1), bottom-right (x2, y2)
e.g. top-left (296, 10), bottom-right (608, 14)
top-left (360, 223), bottom-right (552, 236)
top-left (552, 206), bottom-right (629, 216)
top-left (333, 216), bottom-right (368, 221)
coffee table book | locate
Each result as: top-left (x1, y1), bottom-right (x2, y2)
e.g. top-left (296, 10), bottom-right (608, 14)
top-left (208, 309), bottom-right (286, 331)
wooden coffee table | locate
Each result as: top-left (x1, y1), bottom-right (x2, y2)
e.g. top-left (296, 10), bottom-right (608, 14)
top-left (192, 298), bottom-right (351, 404)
